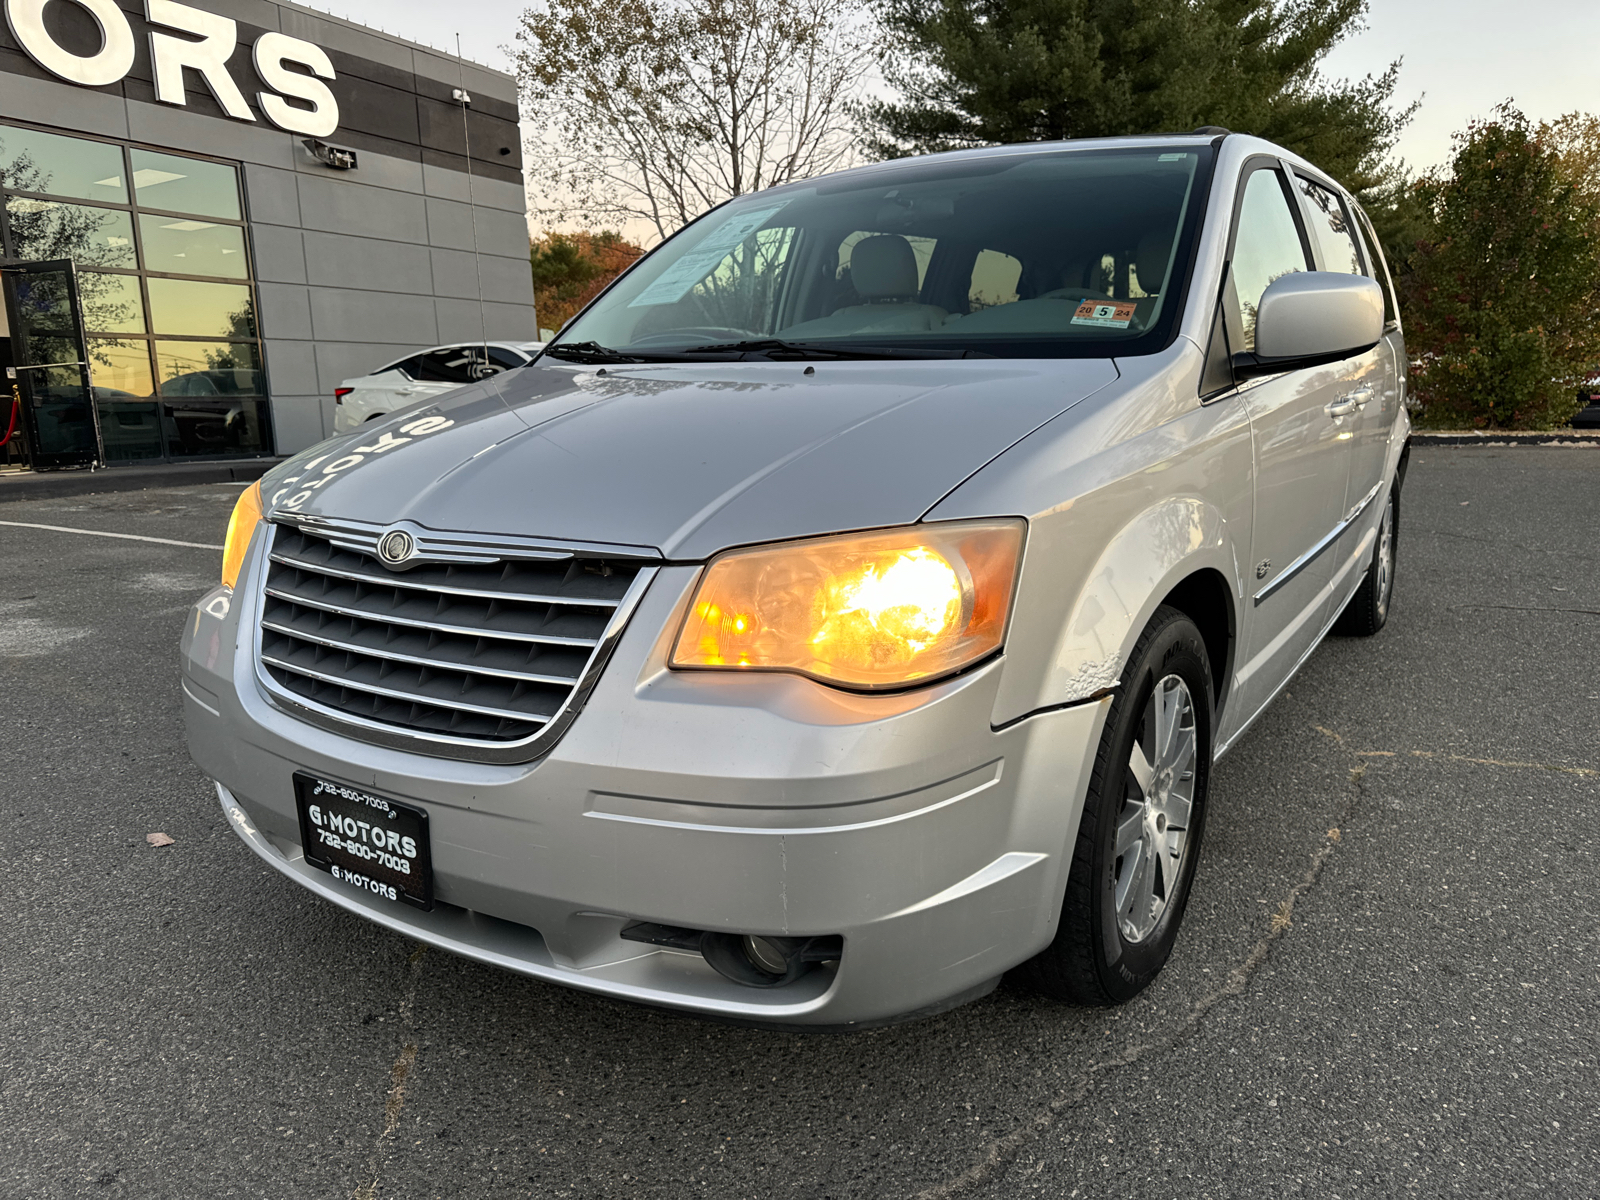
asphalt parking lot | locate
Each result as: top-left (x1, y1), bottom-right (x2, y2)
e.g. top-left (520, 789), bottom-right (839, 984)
top-left (2, 446), bottom-right (1597, 1200)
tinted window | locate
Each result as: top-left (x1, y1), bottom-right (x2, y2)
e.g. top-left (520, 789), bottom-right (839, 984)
top-left (155, 340), bottom-right (264, 396)
top-left (383, 356), bottom-right (423, 379)
top-left (1296, 175), bottom-right (1363, 275)
top-left (130, 149), bottom-right (241, 220)
top-left (6, 198), bottom-right (135, 268)
top-left (0, 126), bottom-right (126, 203)
top-left (89, 338), bottom-right (156, 396)
top-left (1350, 204), bottom-right (1398, 327)
top-left (80, 272), bottom-right (146, 334)
top-left (147, 279), bottom-right (255, 339)
top-left (411, 346), bottom-right (508, 383)
top-left (486, 347), bottom-right (529, 369)
top-left (1229, 168), bottom-right (1310, 353)
top-left (138, 214), bottom-right (248, 278)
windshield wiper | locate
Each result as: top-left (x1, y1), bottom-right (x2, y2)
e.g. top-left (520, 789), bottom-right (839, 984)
top-left (541, 341), bottom-right (645, 365)
top-left (682, 338), bottom-right (967, 361)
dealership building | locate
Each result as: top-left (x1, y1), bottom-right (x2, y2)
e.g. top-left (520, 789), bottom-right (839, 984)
top-left (0, 0), bottom-right (535, 469)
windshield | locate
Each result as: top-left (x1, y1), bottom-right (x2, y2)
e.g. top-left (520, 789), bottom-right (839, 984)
top-left (549, 145), bottom-right (1213, 361)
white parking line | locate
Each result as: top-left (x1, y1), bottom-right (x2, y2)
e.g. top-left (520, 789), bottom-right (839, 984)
top-left (0, 519), bottom-right (223, 550)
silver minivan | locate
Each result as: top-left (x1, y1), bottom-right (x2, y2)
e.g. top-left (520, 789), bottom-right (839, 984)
top-left (184, 132), bottom-right (1407, 1028)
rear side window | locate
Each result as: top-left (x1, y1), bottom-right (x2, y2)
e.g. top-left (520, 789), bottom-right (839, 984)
top-left (1350, 204), bottom-right (1399, 328)
top-left (381, 356), bottom-right (422, 380)
top-left (410, 346), bottom-right (509, 384)
top-left (1228, 167), bottom-right (1311, 353)
top-left (1296, 175), bottom-right (1363, 275)
top-left (486, 347), bottom-right (529, 370)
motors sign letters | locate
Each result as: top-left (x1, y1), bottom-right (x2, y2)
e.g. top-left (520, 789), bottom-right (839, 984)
top-left (4, 0), bottom-right (339, 137)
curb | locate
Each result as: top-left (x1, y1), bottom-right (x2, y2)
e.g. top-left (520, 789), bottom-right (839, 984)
top-left (1411, 431), bottom-right (1600, 447)
top-left (0, 458), bottom-right (282, 503)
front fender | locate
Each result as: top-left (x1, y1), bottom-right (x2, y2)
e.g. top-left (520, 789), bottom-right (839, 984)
top-left (925, 345), bottom-right (1255, 728)
top-left (1041, 498), bottom-right (1241, 704)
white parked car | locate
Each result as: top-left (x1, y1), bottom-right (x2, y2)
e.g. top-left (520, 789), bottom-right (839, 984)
top-left (332, 341), bottom-right (544, 432)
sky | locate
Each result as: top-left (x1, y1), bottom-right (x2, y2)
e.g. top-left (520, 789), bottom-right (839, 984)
top-left (305, 0), bottom-right (1600, 195)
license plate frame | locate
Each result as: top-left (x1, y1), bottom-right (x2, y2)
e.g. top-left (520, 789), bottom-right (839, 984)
top-left (294, 773), bottom-right (433, 910)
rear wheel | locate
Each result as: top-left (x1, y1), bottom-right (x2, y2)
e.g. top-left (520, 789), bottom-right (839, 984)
top-left (1333, 484), bottom-right (1398, 636)
top-left (1019, 605), bottom-right (1214, 1005)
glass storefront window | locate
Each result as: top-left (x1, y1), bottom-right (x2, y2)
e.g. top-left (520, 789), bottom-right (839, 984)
top-left (0, 126), bottom-right (127, 204)
top-left (6, 198), bottom-right (136, 269)
top-left (155, 340), bottom-right (264, 397)
top-left (162, 400), bottom-right (269, 457)
top-left (137, 214), bottom-right (248, 279)
top-left (0, 122), bottom-right (270, 462)
top-left (89, 338), bottom-right (157, 396)
top-left (146, 278), bottom-right (255, 339)
top-left (130, 149), bottom-right (242, 220)
top-left (80, 272), bottom-right (146, 334)
top-left (99, 400), bottom-right (164, 461)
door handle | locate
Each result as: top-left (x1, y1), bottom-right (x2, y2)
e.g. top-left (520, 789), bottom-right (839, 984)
top-left (1325, 387), bottom-right (1372, 420)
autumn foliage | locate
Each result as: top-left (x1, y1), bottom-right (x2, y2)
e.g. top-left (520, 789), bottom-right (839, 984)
top-left (530, 231), bottom-right (644, 335)
top-left (1401, 107), bottom-right (1600, 429)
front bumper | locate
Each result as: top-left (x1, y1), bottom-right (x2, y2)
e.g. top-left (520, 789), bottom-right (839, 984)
top-left (181, 536), bottom-right (1109, 1028)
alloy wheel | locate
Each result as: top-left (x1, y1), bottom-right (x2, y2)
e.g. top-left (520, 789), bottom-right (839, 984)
top-left (1375, 495), bottom-right (1395, 620)
top-left (1115, 674), bottom-right (1198, 944)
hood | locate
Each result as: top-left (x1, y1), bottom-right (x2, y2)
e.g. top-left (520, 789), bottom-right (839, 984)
top-left (264, 358), bottom-right (1119, 560)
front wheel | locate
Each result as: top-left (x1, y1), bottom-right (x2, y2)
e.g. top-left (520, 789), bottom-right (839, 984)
top-left (1018, 605), bottom-right (1214, 1006)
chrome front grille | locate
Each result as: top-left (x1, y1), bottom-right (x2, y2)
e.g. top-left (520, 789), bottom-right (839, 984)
top-left (254, 521), bottom-right (656, 760)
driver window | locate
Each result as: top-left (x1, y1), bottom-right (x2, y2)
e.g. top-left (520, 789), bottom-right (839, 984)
top-left (1229, 167), bottom-right (1311, 352)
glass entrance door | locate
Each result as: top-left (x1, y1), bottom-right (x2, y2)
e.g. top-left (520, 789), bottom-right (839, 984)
top-left (1, 258), bottom-right (100, 468)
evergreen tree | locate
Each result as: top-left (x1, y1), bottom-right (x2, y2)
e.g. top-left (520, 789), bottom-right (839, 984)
top-left (862, 0), bottom-right (1411, 211)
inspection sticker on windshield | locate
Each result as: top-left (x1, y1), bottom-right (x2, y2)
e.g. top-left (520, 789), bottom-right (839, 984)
top-left (1071, 300), bottom-right (1137, 329)
top-left (295, 773), bottom-right (433, 910)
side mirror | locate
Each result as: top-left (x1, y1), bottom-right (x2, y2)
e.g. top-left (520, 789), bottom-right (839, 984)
top-left (1240, 271), bottom-right (1384, 376)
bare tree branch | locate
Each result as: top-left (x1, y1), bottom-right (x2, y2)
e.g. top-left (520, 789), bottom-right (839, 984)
top-left (517, 0), bottom-right (879, 244)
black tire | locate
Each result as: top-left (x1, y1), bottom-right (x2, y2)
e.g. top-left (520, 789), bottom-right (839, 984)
top-left (1333, 483), bottom-right (1399, 637)
top-left (1018, 605), bottom-right (1214, 1006)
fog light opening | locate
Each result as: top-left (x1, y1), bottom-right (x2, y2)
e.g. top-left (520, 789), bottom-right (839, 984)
top-left (620, 922), bottom-right (843, 990)
top-left (742, 935), bottom-right (791, 976)
top-left (700, 933), bottom-right (810, 988)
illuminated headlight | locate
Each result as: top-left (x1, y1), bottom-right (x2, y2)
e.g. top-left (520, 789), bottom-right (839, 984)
top-left (221, 480), bottom-right (264, 588)
top-left (671, 520), bottom-right (1025, 690)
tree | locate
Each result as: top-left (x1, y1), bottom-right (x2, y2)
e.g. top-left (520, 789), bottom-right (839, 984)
top-left (1401, 106), bottom-right (1600, 430)
top-left (860, 0), bottom-right (1412, 211)
top-left (529, 231), bottom-right (645, 332)
top-left (516, 0), bottom-right (878, 243)
top-left (1542, 112), bottom-right (1600, 214)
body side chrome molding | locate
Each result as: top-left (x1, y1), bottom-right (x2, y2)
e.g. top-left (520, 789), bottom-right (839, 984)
top-left (1218, 517), bottom-right (1379, 761)
top-left (1252, 479), bottom-right (1384, 607)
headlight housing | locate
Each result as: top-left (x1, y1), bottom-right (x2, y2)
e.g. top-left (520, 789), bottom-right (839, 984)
top-left (671, 520), bottom-right (1025, 691)
top-left (221, 480), bottom-right (264, 588)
